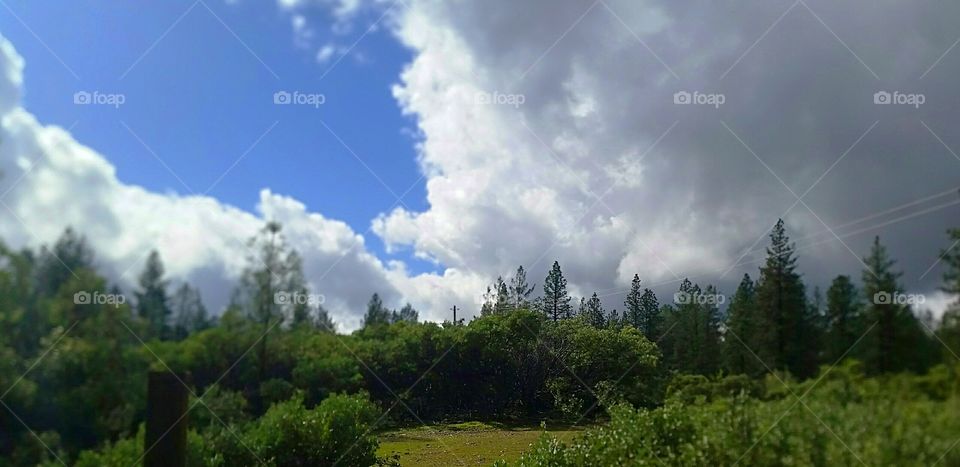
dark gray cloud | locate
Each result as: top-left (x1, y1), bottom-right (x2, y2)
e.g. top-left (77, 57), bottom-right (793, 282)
top-left (375, 0), bottom-right (960, 315)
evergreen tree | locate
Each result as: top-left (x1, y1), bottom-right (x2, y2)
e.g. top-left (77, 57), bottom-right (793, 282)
top-left (937, 228), bottom-right (960, 358)
top-left (698, 284), bottom-right (724, 373)
top-left (658, 302), bottom-right (679, 366)
top-left (480, 284), bottom-right (495, 316)
top-left (605, 308), bottom-right (622, 330)
top-left (639, 288), bottom-right (661, 340)
top-left (722, 274), bottom-right (763, 376)
top-left (393, 303), bottom-right (419, 323)
top-left (363, 293), bottom-right (391, 327)
top-left (861, 236), bottom-right (932, 374)
top-left (135, 250), bottom-right (172, 339)
top-left (170, 283), bottom-right (209, 340)
top-left (942, 228), bottom-right (960, 297)
top-left (494, 276), bottom-right (511, 315)
top-left (824, 275), bottom-right (863, 363)
top-left (624, 274), bottom-right (643, 328)
top-left (236, 221), bottom-right (305, 388)
top-left (36, 227), bottom-right (94, 297)
top-left (510, 265), bottom-right (536, 310)
top-left (314, 304), bottom-right (336, 332)
top-left (237, 222), bottom-right (302, 328)
top-left (754, 219), bottom-right (815, 378)
top-left (541, 261), bottom-right (572, 321)
top-left (285, 251), bottom-right (311, 328)
top-left (663, 279), bottom-right (721, 374)
top-left (805, 286), bottom-right (826, 370)
top-left (584, 292), bottom-right (606, 328)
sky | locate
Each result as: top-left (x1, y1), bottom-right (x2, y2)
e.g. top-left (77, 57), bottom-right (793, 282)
top-left (0, 0), bottom-right (959, 330)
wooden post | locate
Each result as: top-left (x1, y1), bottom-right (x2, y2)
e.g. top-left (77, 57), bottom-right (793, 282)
top-left (145, 371), bottom-right (188, 467)
top-left (451, 305), bottom-right (458, 325)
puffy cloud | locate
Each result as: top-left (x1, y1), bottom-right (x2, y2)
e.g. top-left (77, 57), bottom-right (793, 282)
top-left (0, 34), bottom-right (408, 331)
top-left (9, 0), bottom-right (960, 331)
top-left (372, 0), bottom-right (960, 317)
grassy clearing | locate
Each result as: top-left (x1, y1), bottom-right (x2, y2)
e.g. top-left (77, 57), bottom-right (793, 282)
top-left (377, 421), bottom-right (584, 466)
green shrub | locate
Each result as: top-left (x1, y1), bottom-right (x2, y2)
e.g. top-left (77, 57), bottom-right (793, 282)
top-left (222, 392), bottom-right (382, 466)
top-left (666, 374), bottom-right (763, 404)
top-left (512, 369), bottom-right (960, 466)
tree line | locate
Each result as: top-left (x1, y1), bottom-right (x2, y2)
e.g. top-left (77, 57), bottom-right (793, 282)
top-left (456, 219), bottom-right (955, 379)
top-left (1, 218), bottom-right (959, 465)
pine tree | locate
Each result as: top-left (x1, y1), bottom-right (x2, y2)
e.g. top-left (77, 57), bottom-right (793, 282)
top-left (639, 288), bottom-right (661, 340)
top-left (480, 284), bottom-right (495, 316)
top-left (937, 228), bottom-right (960, 358)
top-left (658, 302), bottom-right (679, 367)
top-left (170, 283), bottom-right (209, 340)
top-left (623, 274), bottom-right (662, 342)
top-left (237, 222), bottom-right (303, 328)
top-left (942, 228), bottom-right (960, 297)
top-left (314, 304), bottom-right (336, 332)
top-left (624, 274), bottom-right (643, 328)
top-left (861, 236), bottom-right (932, 374)
top-left (663, 279), bottom-right (721, 374)
top-left (395, 303), bottom-right (419, 323)
top-left (135, 250), bottom-right (171, 339)
top-left (541, 261), bottom-right (572, 321)
top-left (494, 276), bottom-right (511, 315)
top-left (722, 274), bottom-right (763, 376)
top-left (363, 293), bottom-right (391, 327)
top-left (584, 292), bottom-right (606, 328)
top-left (510, 265), bottom-right (536, 310)
top-left (753, 219), bottom-right (814, 378)
top-left (236, 221), bottom-right (307, 389)
top-left (36, 227), bottom-right (95, 296)
top-left (605, 308), bottom-right (622, 330)
top-left (698, 285), bottom-right (724, 374)
top-left (824, 275), bottom-right (863, 363)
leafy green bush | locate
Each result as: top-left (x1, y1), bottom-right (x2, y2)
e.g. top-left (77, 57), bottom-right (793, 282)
top-left (220, 392), bottom-right (382, 466)
top-left (666, 373), bottom-right (763, 404)
top-left (76, 393), bottom-right (389, 467)
top-left (511, 368), bottom-right (960, 466)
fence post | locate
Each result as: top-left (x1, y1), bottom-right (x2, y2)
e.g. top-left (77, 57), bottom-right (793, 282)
top-left (145, 371), bottom-right (188, 467)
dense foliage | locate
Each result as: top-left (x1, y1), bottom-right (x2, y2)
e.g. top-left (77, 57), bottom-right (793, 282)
top-left (509, 362), bottom-right (960, 466)
top-left (2, 219), bottom-right (960, 465)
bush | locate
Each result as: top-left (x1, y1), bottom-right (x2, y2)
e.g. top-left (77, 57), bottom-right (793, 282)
top-left (666, 373), bottom-right (762, 404)
top-left (221, 392), bottom-right (382, 466)
top-left (511, 369), bottom-right (960, 466)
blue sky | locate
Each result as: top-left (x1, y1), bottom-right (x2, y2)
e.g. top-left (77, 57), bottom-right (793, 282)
top-left (0, 0), bottom-right (433, 271)
top-left (1, 0), bottom-right (957, 325)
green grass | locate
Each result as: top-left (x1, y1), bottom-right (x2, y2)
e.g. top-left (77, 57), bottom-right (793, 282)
top-left (377, 422), bottom-right (584, 466)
